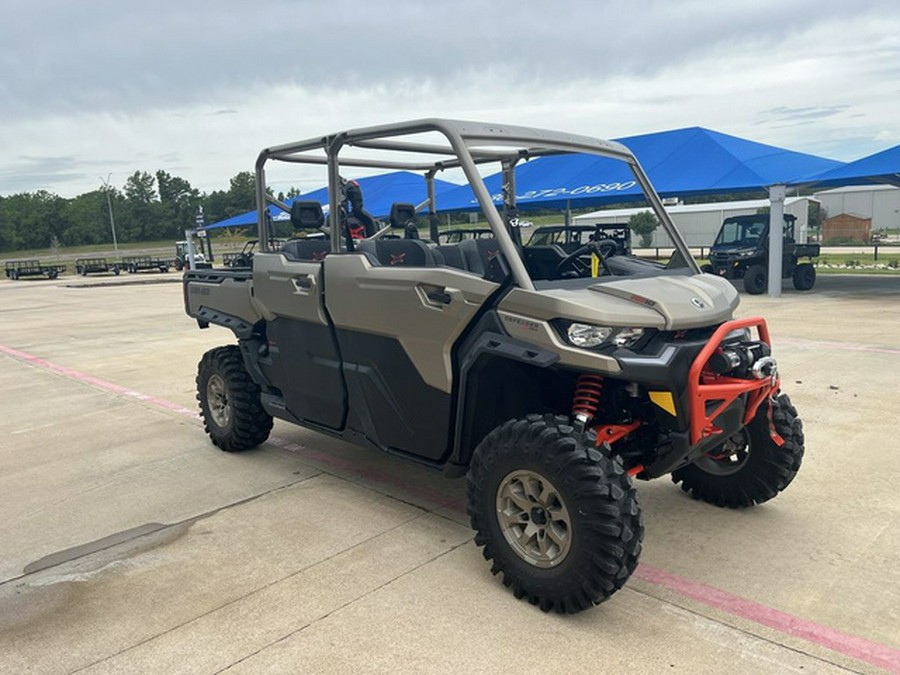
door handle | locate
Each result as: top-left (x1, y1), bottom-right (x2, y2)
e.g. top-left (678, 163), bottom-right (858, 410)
top-left (291, 274), bottom-right (315, 292)
top-left (426, 289), bottom-right (452, 305)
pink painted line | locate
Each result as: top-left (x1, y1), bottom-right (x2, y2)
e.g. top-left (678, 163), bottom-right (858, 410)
top-left (0, 343), bottom-right (198, 418)
top-left (634, 564), bottom-right (900, 673)
top-left (3, 342), bottom-right (898, 672)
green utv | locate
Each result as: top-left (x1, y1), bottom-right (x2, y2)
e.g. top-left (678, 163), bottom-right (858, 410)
top-left (183, 120), bottom-right (804, 613)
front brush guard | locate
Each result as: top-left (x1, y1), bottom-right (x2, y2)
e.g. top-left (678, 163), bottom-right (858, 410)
top-left (687, 317), bottom-right (780, 446)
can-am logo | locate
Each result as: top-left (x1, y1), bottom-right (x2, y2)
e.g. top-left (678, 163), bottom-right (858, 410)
top-left (691, 298), bottom-right (707, 310)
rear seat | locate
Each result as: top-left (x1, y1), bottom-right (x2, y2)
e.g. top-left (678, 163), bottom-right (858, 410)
top-left (282, 200), bottom-right (330, 263)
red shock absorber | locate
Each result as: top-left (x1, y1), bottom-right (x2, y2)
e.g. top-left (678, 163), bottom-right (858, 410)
top-left (572, 373), bottom-right (604, 423)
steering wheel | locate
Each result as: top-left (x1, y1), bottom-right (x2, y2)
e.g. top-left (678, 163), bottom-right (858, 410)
top-left (553, 239), bottom-right (618, 278)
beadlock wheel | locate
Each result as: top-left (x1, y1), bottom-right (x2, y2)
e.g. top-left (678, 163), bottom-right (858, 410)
top-left (205, 373), bottom-right (232, 428)
top-left (495, 469), bottom-right (572, 568)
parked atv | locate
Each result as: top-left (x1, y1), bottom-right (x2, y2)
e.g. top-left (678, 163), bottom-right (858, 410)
top-left (704, 213), bottom-right (820, 294)
top-left (183, 120), bottom-right (804, 613)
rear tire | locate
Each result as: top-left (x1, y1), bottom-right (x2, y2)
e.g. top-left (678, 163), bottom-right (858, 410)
top-left (671, 393), bottom-right (804, 508)
top-left (743, 264), bottom-right (767, 294)
top-left (467, 414), bottom-right (643, 613)
top-left (197, 345), bottom-right (272, 452)
top-left (792, 263), bottom-right (816, 291)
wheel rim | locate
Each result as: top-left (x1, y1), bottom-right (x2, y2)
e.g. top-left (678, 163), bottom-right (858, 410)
top-left (695, 429), bottom-right (750, 475)
top-left (496, 470), bottom-right (572, 568)
top-left (206, 374), bottom-right (232, 428)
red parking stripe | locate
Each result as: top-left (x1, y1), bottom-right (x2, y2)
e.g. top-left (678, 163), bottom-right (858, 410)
top-left (3, 341), bottom-right (899, 673)
top-left (635, 564), bottom-right (900, 673)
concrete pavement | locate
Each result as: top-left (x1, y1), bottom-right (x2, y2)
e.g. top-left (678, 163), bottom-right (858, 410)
top-left (0, 272), bottom-right (898, 673)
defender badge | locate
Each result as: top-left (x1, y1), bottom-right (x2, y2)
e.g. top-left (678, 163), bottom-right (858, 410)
top-left (690, 297), bottom-right (707, 310)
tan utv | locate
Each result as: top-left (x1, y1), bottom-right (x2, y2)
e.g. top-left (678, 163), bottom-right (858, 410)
top-left (183, 120), bottom-right (804, 613)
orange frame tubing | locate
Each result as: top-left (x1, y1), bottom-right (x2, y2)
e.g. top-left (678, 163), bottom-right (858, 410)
top-left (687, 317), bottom-right (779, 445)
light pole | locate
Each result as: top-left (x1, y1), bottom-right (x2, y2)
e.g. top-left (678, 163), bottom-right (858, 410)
top-left (99, 174), bottom-right (120, 257)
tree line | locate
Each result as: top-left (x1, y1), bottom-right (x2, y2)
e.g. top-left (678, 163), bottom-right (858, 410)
top-left (0, 170), bottom-right (278, 253)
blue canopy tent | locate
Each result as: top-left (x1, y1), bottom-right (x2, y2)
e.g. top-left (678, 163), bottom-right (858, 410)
top-left (203, 171), bottom-right (460, 230)
top-left (434, 127), bottom-right (844, 212)
top-left (794, 144), bottom-right (900, 188)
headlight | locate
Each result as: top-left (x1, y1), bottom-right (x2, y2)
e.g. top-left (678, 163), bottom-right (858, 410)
top-left (564, 323), bottom-right (645, 349)
top-left (567, 323), bottom-right (613, 348)
top-left (613, 327), bottom-right (645, 347)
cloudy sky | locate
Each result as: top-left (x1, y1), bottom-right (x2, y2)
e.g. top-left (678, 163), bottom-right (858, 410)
top-left (2, 0), bottom-right (899, 198)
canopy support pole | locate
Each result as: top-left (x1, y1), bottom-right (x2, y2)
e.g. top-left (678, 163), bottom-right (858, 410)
top-left (767, 184), bottom-right (786, 298)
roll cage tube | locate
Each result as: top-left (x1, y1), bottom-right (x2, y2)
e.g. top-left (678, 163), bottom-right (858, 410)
top-left (251, 119), bottom-right (699, 280)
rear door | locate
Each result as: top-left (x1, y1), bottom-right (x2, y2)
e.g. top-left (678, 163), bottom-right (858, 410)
top-left (252, 252), bottom-right (346, 430)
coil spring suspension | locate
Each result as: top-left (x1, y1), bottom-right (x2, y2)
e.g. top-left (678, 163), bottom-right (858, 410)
top-left (572, 373), bottom-right (604, 424)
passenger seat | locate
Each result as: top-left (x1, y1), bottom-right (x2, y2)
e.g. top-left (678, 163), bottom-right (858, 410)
top-left (357, 239), bottom-right (445, 267)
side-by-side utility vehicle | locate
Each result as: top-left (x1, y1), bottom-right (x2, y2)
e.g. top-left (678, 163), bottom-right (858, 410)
top-left (183, 120), bottom-right (805, 613)
top-left (704, 213), bottom-right (820, 294)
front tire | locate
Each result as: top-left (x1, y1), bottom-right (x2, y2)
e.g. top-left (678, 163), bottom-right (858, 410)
top-left (467, 415), bottom-right (643, 613)
top-left (792, 263), bottom-right (816, 291)
top-left (672, 393), bottom-right (804, 508)
top-left (744, 264), bottom-right (767, 294)
top-left (196, 345), bottom-right (272, 452)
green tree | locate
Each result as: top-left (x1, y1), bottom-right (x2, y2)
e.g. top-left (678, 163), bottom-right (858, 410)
top-left (628, 210), bottom-right (659, 248)
top-left (123, 171), bottom-right (159, 240)
top-left (157, 170), bottom-right (201, 238)
top-left (63, 190), bottom-right (111, 246)
top-left (0, 191), bottom-right (68, 250)
top-left (227, 171), bottom-right (256, 216)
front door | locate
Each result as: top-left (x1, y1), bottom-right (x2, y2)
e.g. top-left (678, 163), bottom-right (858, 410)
top-left (323, 253), bottom-right (498, 461)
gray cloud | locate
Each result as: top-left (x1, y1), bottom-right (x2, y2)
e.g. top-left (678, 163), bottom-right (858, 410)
top-left (2, 0), bottom-right (898, 196)
top-left (4, 0), bottom-right (895, 120)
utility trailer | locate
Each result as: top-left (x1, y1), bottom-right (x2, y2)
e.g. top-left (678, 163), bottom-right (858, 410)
top-left (4, 260), bottom-right (66, 280)
top-left (75, 257), bottom-right (120, 276)
top-left (121, 256), bottom-right (171, 273)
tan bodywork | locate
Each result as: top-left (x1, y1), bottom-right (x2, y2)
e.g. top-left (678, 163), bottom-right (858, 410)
top-left (323, 255), bottom-right (498, 393)
top-left (498, 273), bottom-right (739, 373)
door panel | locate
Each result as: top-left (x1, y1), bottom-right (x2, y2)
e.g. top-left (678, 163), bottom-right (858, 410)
top-left (324, 255), bottom-right (498, 392)
top-left (253, 252), bottom-right (345, 429)
top-left (324, 254), bottom-right (498, 459)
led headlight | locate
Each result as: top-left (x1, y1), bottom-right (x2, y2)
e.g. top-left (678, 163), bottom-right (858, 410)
top-left (566, 323), bottom-right (613, 348)
top-left (564, 323), bottom-right (646, 349)
top-left (613, 327), bottom-right (645, 347)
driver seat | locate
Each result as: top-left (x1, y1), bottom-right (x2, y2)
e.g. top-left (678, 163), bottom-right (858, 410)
top-left (522, 244), bottom-right (568, 281)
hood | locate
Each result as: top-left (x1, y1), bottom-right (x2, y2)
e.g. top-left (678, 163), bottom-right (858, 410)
top-left (586, 273), bottom-right (739, 329)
